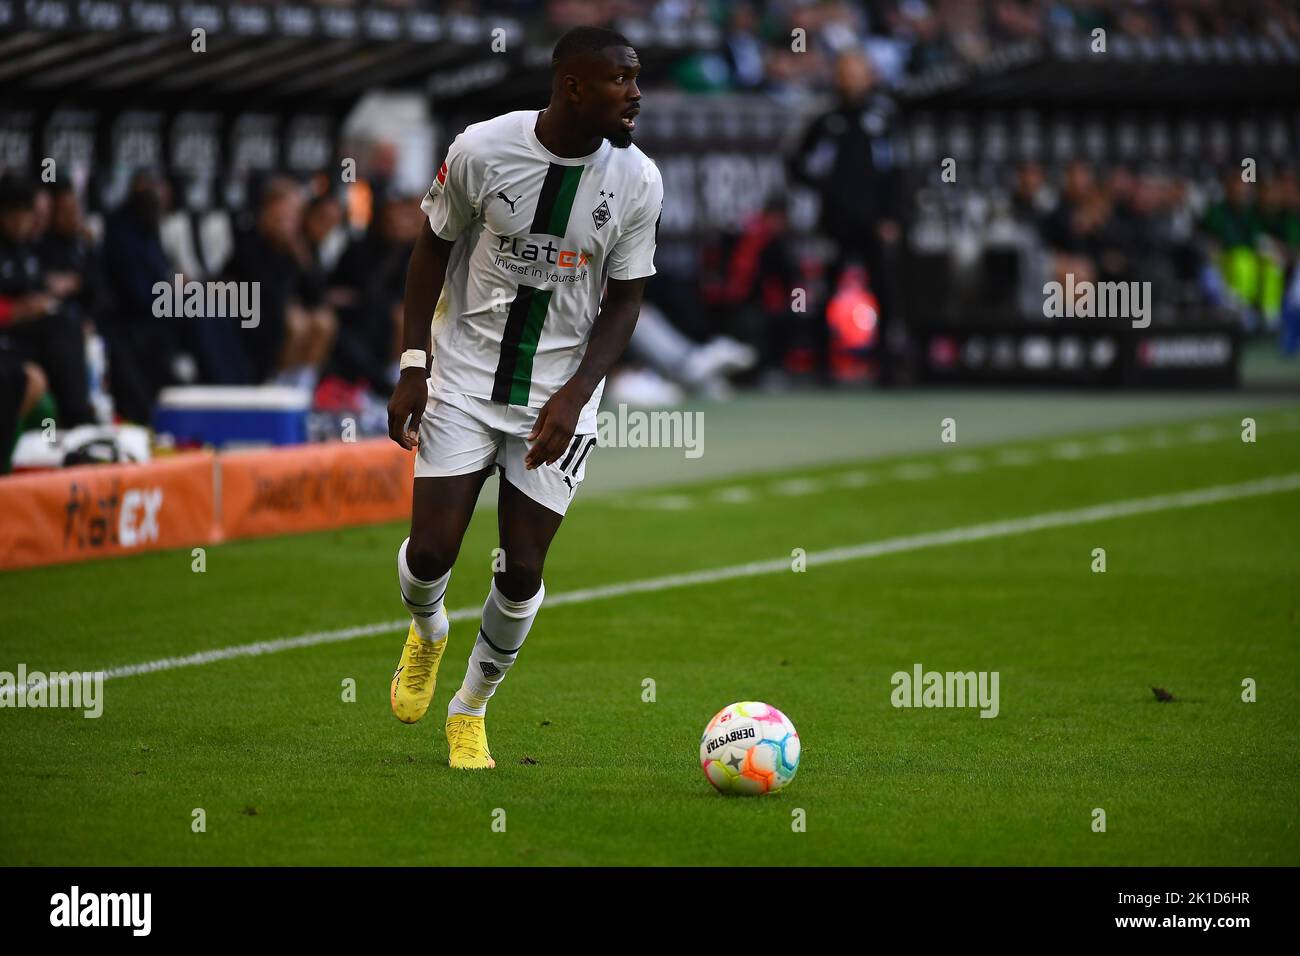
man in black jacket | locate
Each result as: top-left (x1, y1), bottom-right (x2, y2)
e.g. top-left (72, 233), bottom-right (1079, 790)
top-left (789, 51), bottom-right (904, 384)
top-left (0, 174), bottom-right (95, 427)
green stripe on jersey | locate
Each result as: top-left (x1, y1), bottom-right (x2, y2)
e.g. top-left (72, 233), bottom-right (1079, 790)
top-left (531, 163), bottom-right (585, 237)
top-left (491, 284), bottom-right (555, 406)
top-left (547, 165), bottom-right (584, 236)
top-left (508, 288), bottom-right (553, 405)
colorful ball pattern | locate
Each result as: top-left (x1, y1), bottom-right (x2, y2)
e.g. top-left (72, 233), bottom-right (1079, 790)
top-left (700, 701), bottom-right (800, 795)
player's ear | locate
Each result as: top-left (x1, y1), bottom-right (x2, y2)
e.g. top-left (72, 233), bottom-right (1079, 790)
top-left (562, 72), bottom-right (583, 104)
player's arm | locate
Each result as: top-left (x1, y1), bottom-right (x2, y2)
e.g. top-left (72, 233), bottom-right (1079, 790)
top-left (524, 276), bottom-right (647, 469)
top-left (389, 139), bottom-right (479, 450)
top-left (387, 221), bottom-right (454, 450)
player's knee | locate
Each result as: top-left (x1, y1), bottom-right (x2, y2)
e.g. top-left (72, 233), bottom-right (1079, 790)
top-left (406, 535), bottom-right (454, 582)
top-left (494, 565), bottom-right (542, 602)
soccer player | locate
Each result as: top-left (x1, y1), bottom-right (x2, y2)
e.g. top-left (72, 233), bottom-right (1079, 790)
top-left (386, 26), bottom-right (662, 768)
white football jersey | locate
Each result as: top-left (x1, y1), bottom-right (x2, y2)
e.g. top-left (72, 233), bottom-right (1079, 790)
top-left (420, 108), bottom-right (664, 430)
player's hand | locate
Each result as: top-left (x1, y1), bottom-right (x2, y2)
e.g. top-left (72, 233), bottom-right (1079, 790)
top-left (387, 369), bottom-right (428, 451)
top-left (525, 385), bottom-right (584, 470)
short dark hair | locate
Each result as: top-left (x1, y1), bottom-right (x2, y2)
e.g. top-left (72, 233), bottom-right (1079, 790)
top-left (551, 26), bottom-right (632, 73)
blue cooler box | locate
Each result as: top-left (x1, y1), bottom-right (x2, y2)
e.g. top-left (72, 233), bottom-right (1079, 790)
top-left (153, 386), bottom-right (311, 447)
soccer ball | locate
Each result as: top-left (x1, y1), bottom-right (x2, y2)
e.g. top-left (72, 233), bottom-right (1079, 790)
top-left (700, 701), bottom-right (800, 795)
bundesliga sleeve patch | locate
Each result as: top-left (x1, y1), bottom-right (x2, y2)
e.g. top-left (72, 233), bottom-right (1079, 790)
top-left (426, 162), bottom-right (447, 203)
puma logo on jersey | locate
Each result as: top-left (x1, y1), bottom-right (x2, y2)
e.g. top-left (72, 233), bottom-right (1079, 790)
top-left (497, 191), bottom-right (521, 213)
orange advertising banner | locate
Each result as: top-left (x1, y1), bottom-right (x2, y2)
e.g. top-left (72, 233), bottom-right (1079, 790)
top-left (218, 439), bottom-right (415, 541)
top-left (0, 453), bottom-right (217, 571)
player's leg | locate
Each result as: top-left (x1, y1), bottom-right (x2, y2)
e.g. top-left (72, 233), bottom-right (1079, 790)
top-left (444, 425), bottom-right (595, 768)
top-left (391, 471), bottom-right (492, 723)
top-left (450, 473), bottom-right (562, 714)
top-left (391, 394), bottom-right (500, 724)
top-left (445, 475), bottom-right (563, 768)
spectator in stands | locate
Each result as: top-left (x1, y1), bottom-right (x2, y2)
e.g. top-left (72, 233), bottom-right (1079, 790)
top-left (29, 183), bottom-right (51, 245)
top-left (1261, 171), bottom-right (1300, 249)
top-left (101, 168), bottom-right (183, 423)
top-left (1011, 160), bottom-right (1055, 227)
top-left (226, 176), bottom-right (336, 391)
top-left (39, 183), bottom-right (105, 332)
top-left (702, 196), bottom-right (799, 377)
top-left (0, 352), bottom-right (48, 474)
top-left (721, 2), bottom-right (768, 91)
top-left (789, 48), bottom-right (903, 383)
top-left (1040, 159), bottom-right (1104, 284)
top-left (1253, 171), bottom-right (1300, 330)
top-left (326, 193), bottom-right (421, 395)
top-left (1130, 170), bottom-right (1202, 289)
top-left (1202, 171), bottom-right (1264, 328)
top-left (0, 174), bottom-right (95, 427)
top-left (303, 192), bottom-right (347, 276)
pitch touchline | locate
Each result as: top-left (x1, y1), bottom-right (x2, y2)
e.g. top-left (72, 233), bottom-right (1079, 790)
top-left (610, 417), bottom-right (1300, 511)
top-left (6, 472), bottom-right (1299, 699)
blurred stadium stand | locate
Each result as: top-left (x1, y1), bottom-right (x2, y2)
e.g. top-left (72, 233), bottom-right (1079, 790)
top-left (2, 0), bottom-right (1299, 474)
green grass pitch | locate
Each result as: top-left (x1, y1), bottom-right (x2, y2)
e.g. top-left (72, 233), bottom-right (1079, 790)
top-left (2, 406), bottom-right (1298, 866)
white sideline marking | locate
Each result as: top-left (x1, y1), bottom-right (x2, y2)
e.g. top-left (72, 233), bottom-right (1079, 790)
top-left (837, 470), bottom-right (876, 486)
top-left (605, 416), bottom-right (1300, 511)
top-left (641, 494), bottom-right (694, 510)
top-left (893, 462), bottom-right (938, 481)
top-left (771, 478), bottom-right (823, 496)
top-left (946, 455), bottom-right (984, 473)
top-left (5, 472), bottom-right (1300, 700)
top-left (1051, 442), bottom-right (1087, 459)
top-left (994, 449), bottom-right (1038, 467)
top-left (712, 486), bottom-right (756, 504)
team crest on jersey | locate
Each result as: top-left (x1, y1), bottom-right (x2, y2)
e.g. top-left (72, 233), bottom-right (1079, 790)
top-left (592, 199), bottom-right (611, 230)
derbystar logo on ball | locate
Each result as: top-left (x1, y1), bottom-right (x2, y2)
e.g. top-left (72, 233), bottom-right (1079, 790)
top-left (700, 701), bottom-right (800, 796)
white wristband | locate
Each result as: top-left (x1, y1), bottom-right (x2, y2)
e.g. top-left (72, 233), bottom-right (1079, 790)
top-left (399, 349), bottom-right (428, 371)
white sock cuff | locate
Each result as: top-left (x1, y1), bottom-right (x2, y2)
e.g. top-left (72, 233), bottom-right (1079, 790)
top-left (490, 578), bottom-right (545, 619)
top-left (399, 538), bottom-right (450, 601)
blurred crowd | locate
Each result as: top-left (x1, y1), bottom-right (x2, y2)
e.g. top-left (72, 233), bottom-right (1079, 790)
top-left (905, 154), bottom-right (1300, 336)
top-left (1021, 160), bottom-right (1300, 331)
top-left (554, 0), bottom-right (1300, 93)
top-left (221, 1), bottom-right (1300, 93)
top-left (5, 0), bottom-right (1300, 469)
top-left (0, 169), bottom-right (427, 466)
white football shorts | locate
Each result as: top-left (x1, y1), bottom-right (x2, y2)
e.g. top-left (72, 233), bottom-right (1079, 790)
top-left (413, 385), bottom-right (597, 516)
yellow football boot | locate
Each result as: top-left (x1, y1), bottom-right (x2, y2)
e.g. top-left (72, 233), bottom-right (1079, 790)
top-left (446, 713), bottom-right (495, 769)
top-left (390, 624), bottom-right (446, 724)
